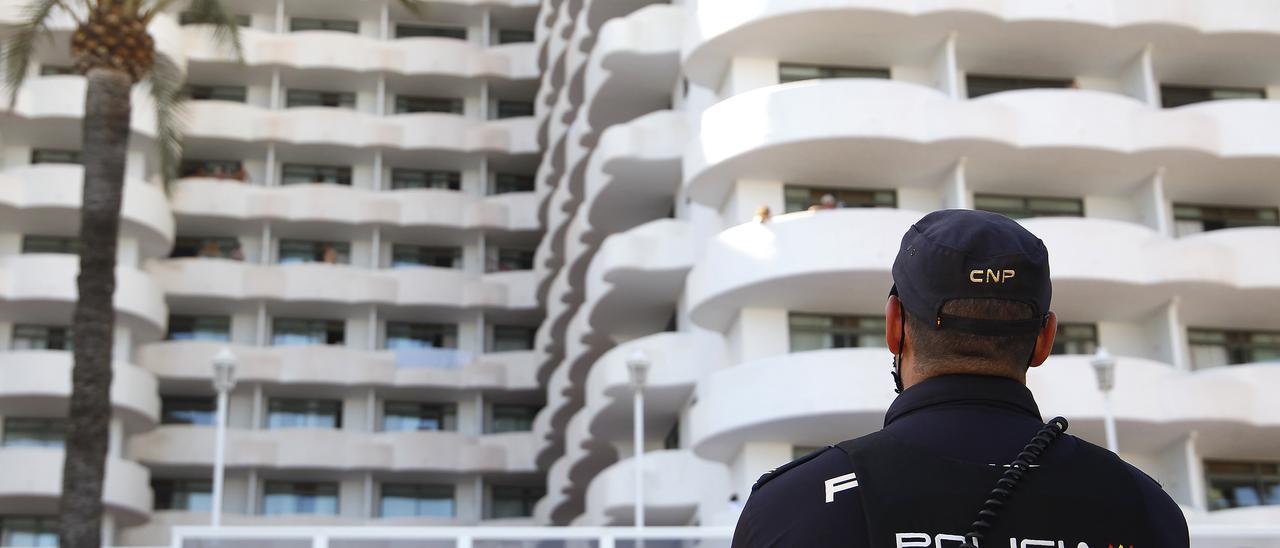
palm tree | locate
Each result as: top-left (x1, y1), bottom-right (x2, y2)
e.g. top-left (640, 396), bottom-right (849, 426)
top-left (3, 0), bottom-right (417, 545)
top-left (5, 3), bottom-right (239, 545)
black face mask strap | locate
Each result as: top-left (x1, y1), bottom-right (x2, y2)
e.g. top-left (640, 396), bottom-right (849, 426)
top-left (891, 301), bottom-right (906, 394)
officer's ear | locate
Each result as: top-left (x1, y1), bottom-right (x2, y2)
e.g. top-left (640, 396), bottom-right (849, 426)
top-left (1028, 311), bottom-right (1058, 368)
top-left (885, 295), bottom-right (904, 354)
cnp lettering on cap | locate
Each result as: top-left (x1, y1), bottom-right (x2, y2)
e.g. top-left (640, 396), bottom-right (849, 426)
top-left (969, 268), bottom-right (1017, 284)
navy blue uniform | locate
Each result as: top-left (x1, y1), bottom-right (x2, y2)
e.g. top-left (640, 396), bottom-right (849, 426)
top-left (731, 375), bottom-right (1190, 547)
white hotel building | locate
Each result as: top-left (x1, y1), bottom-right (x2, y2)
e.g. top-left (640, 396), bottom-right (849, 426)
top-left (0, 0), bottom-right (1278, 545)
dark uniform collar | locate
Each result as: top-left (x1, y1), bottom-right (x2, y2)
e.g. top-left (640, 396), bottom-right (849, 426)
top-left (884, 374), bottom-right (1041, 427)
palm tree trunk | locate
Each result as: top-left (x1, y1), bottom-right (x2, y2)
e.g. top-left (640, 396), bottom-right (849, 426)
top-left (60, 67), bottom-right (133, 548)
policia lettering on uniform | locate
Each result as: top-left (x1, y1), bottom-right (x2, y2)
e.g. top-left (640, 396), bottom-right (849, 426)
top-left (731, 210), bottom-right (1189, 548)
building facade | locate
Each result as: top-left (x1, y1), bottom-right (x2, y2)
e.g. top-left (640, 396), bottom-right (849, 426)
top-left (1, 0), bottom-right (1280, 545)
top-left (531, 0), bottom-right (1280, 534)
top-left (0, 0), bottom-right (546, 545)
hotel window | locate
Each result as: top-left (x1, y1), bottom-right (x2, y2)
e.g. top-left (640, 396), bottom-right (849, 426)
top-left (966, 74), bottom-right (1073, 98)
top-left (380, 484), bottom-right (455, 518)
top-left (11, 325), bottom-right (71, 351)
top-left (486, 248), bottom-right (534, 272)
top-left (974, 193), bottom-right (1084, 220)
top-left (38, 64), bottom-right (75, 76)
top-left (21, 235), bottom-right (77, 254)
top-left (271, 318), bottom-right (346, 346)
top-left (1, 417), bottom-right (66, 448)
top-left (281, 163), bottom-right (352, 186)
top-left (491, 173), bottom-right (535, 194)
top-left (1162, 85), bottom-right (1265, 108)
top-left (152, 479), bottom-right (212, 511)
top-left (289, 18), bottom-right (358, 33)
top-left (171, 236), bottom-right (243, 260)
top-left (778, 63), bottom-right (890, 84)
top-left (1205, 460), bottom-right (1280, 510)
top-left (395, 23), bottom-right (466, 40)
top-left (261, 481), bottom-right (339, 515)
top-left (266, 398), bottom-right (342, 429)
top-left (382, 401), bottom-right (457, 432)
top-left (1173, 204), bottom-right (1279, 237)
top-left (285, 89), bottom-right (356, 109)
top-left (489, 485), bottom-right (544, 518)
top-left (494, 100), bottom-right (534, 119)
top-left (0, 516), bottom-right (58, 547)
top-left (394, 95), bottom-right (464, 115)
top-left (1051, 323), bottom-right (1098, 356)
top-left (390, 244), bottom-right (462, 269)
top-left (184, 84), bottom-right (246, 103)
top-left (1188, 329), bottom-right (1280, 370)
top-left (490, 325), bottom-right (535, 352)
top-left (789, 314), bottom-right (886, 353)
top-left (160, 397), bottom-right (216, 426)
top-left (385, 321), bottom-right (457, 350)
top-left (180, 159), bottom-right (244, 180)
top-left (496, 29), bottom-right (535, 44)
top-left (166, 315), bottom-right (231, 342)
top-left (783, 186), bottom-right (896, 213)
top-left (278, 239), bottom-right (350, 265)
top-left (178, 11), bottom-right (250, 26)
top-left (390, 168), bottom-right (461, 190)
top-left (488, 404), bottom-right (538, 433)
top-left (30, 149), bottom-right (81, 165)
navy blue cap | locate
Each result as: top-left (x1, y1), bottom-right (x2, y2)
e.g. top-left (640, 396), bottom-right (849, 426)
top-left (890, 209), bottom-right (1051, 336)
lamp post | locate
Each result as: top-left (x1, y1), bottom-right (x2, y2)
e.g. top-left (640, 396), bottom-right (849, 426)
top-left (1090, 347), bottom-right (1118, 453)
top-left (211, 347), bottom-right (237, 528)
top-left (626, 350), bottom-right (651, 538)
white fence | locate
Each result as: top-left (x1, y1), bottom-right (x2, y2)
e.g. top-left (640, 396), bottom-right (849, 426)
top-left (168, 525), bottom-right (1280, 548)
top-left (170, 526), bottom-right (734, 548)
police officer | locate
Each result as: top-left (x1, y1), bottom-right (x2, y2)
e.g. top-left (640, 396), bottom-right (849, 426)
top-left (731, 210), bottom-right (1189, 547)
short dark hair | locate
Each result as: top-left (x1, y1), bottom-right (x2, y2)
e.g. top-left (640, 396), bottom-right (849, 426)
top-left (905, 298), bottom-right (1040, 375)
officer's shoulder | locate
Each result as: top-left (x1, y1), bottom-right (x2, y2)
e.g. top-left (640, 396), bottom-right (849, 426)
top-left (751, 445), bottom-right (850, 494)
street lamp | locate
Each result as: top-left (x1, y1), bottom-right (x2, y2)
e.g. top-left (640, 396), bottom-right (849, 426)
top-left (626, 350), bottom-right (651, 536)
top-left (211, 347), bottom-right (237, 528)
top-left (1090, 347), bottom-right (1119, 453)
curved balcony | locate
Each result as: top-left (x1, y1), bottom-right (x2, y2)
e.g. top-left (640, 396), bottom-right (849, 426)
top-left (170, 180), bottom-right (537, 232)
top-left (689, 347), bottom-right (895, 461)
top-left (585, 219), bottom-right (694, 337)
top-left (582, 4), bottom-right (681, 141)
top-left (0, 255), bottom-right (168, 338)
top-left (583, 450), bottom-right (731, 526)
top-left (685, 80), bottom-right (1280, 208)
top-left (686, 208), bottom-right (912, 331)
top-left (148, 259), bottom-right (537, 311)
top-left (1030, 356), bottom-right (1280, 457)
top-left (583, 110), bottom-right (685, 236)
top-left (683, 0), bottom-right (1280, 89)
top-left (182, 27), bottom-right (538, 79)
top-left (183, 102), bottom-right (538, 155)
top-left (0, 165), bottom-right (174, 258)
top-left (687, 210), bottom-right (1280, 331)
top-left (583, 332), bottom-right (721, 439)
top-left (690, 348), bottom-right (1280, 463)
top-left (2, 75), bottom-right (158, 137)
top-left (138, 341), bottom-right (540, 391)
top-left (128, 426), bottom-right (537, 473)
top-left (0, 448), bottom-right (150, 526)
top-left (0, 352), bottom-right (158, 432)
top-left (1023, 219), bottom-right (1280, 326)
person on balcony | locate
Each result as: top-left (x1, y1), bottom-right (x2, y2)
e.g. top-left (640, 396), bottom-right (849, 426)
top-left (731, 209), bottom-right (1188, 548)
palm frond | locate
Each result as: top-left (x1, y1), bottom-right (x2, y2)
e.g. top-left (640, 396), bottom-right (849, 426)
top-left (5, 0), bottom-right (75, 105)
top-left (396, 0), bottom-right (427, 18)
top-left (145, 52), bottom-right (187, 188)
top-left (146, 0), bottom-right (243, 61)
